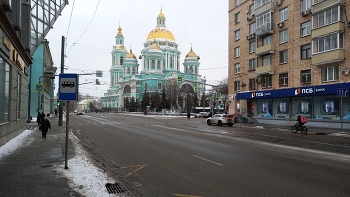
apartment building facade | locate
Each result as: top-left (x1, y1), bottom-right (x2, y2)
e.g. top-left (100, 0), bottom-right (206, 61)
top-left (228, 0), bottom-right (350, 121)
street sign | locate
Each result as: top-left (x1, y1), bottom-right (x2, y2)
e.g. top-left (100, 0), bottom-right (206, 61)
top-left (337, 88), bottom-right (348, 97)
top-left (35, 84), bottom-right (43, 92)
top-left (210, 96), bottom-right (214, 102)
top-left (177, 76), bottom-right (183, 82)
top-left (59, 73), bottom-right (78, 101)
top-left (216, 92), bottom-right (221, 98)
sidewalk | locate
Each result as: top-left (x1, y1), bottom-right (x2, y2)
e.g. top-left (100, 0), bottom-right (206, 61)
top-left (0, 117), bottom-right (75, 197)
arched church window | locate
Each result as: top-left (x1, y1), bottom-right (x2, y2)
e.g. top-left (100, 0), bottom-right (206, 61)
top-left (151, 60), bottom-right (155, 69)
top-left (123, 85), bottom-right (131, 93)
top-left (120, 40), bottom-right (123, 45)
top-left (185, 67), bottom-right (187, 73)
top-left (157, 60), bottom-right (161, 70)
top-left (170, 57), bottom-right (173, 68)
top-left (127, 67), bottom-right (130, 75)
top-left (132, 67), bottom-right (135, 74)
top-left (195, 67), bottom-right (198, 74)
top-left (120, 57), bottom-right (124, 65)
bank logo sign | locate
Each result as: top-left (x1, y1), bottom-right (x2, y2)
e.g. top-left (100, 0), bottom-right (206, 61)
top-left (295, 87), bottom-right (326, 95)
top-left (251, 92), bottom-right (272, 98)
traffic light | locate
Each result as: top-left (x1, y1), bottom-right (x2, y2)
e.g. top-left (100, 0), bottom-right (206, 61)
top-left (57, 101), bottom-right (61, 106)
top-left (218, 101), bottom-right (221, 108)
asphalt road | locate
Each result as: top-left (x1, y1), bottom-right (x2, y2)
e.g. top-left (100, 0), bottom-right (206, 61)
top-left (70, 113), bottom-right (350, 197)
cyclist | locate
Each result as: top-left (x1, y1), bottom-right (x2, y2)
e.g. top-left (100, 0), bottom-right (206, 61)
top-left (297, 115), bottom-right (305, 127)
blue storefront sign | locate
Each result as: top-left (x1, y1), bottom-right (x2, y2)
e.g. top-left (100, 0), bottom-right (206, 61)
top-left (237, 82), bottom-right (350, 100)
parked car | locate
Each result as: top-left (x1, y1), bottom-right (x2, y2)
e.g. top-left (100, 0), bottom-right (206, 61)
top-left (77, 110), bottom-right (84, 115)
top-left (207, 114), bottom-right (233, 127)
top-left (194, 112), bottom-right (207, 118)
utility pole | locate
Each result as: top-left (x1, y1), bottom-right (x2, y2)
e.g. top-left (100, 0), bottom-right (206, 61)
top-left (58, 36), bottom-right (65, 126)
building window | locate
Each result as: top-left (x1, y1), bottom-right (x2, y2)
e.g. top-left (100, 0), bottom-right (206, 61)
top-left (234, 63), bottom-right (240, 74)
top-left (262, 55), bottom-right (272, 66)
top-left (0, 57), bottom-right (10, 123)
top-left (280, 7), bottom-right (288, 22)
top-left (322, 65), bottom-right (339, 82)
top-left (256, 12), bottom-right (271, 31)
top-left (234, 81), bottom-right (241, 92)
top-left (235, 29), bottom-right (240, 41)
top-left (158, 83), bottom-right (162, 90)
top-left (279, 73), bottom-right (288, 86)
top-left (249, 78), bottom-right (256, 90)
top-left (301, 0), bottom-right (311, 12)
top-left (301, 21), bottom-right (311, 37)
top-left (120, 57), bottom-right (124, 65)
top-left (279, 50), bottom-right (288, 64)
top-left (151, 60), bottom-right (155, 69)
top-left (300, 69), bottom-right (311, 84)
top-left (132, 67), bottom-right (136, 74)
top-left (127, 67), bottom-right (130, 75)
top-left (255, 0), bottom-right (271, 9)
top-left (301, 44), bottom-right (311, 59)
top-left (249, 41), bottom-right (256, 53)
top-left (16, 72), bottom-right (21, 120)
top-left (145, 83), bottom-right (148, 91)
top-left (234, 47), bottom-right (240, 58)
top-left (262, 35), bottom-right (272, 46)
top-left (313, 6), bottom-right (340, 29)
top-left (249, 59), bottom-right (256, 70)
top-left (262, 75), bottom-right (272, 88)
top-left (249, 4), bottom-right (255, 16)
top-left (170, 57), bottom-right (173, 68)
top-left (235, 12), bottom-right (241, 24)
top-left (235, 0), bottom-right (241, 6)
top-left (279, 29), bottom-right (288, 43)
top-left (249, 22), bottom-right (256, 35)
top-left (312, 32), bottom-right (343, 54)
top-left (157, 60), bottom-right (161, 70)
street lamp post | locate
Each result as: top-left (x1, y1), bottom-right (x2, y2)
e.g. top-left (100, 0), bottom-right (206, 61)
top-left (202, 76), bottom-right (206, 112)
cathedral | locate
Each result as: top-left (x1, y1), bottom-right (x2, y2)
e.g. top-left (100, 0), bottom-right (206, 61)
top-left (101, 9), bottom-right (205, 111)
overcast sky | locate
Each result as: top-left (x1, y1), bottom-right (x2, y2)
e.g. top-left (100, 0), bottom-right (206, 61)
top-left (46, 0), bottom-right (228, 97)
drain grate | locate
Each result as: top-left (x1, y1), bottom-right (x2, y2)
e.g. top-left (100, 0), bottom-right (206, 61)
top-left (105, 183), bottom-right (125, 194)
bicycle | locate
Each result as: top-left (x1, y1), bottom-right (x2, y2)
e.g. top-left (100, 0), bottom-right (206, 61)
top-left (291, 123), bottom-right (308, 134)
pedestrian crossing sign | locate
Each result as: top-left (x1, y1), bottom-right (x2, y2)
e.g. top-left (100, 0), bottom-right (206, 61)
top-left (210, 96), bottom-right (214, 102)
top-left (216, 92), bottom-right (221, 98)
top-left (177, 76), bottom-right (183, 82)
top-left (36, 84), bottom-right (43, 92)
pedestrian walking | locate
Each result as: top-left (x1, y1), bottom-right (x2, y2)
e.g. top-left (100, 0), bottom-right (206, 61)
top-left (36, 112), bottom-right (42, 125)
top-left (40, 117), bottom-right (51, 138)
top-left (187, 112), bottom-right (191, 119)
top-left (54, 108), bottom-right (57, 117)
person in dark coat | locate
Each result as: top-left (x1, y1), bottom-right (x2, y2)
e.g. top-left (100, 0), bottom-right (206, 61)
top-left (54, 109), bottom-right (58, 117)
top-left (187, 112), bottom-right (191, 119)
top-left (40, 117), bottom-right (51, 138)
top-left (36, 112), bottom-right (42, 125)
top-left (41, 112), bottom-right (45, 121)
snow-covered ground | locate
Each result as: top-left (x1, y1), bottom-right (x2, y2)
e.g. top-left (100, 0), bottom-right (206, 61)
top-left (0, 119), bottom-right (122, 197)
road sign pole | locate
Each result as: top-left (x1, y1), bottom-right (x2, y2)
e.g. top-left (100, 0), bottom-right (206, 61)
top-left (59, 36), bottom-right (65, 126)
top-left (65, 101), bottom-right (69, 169)
top-left (340, 96), bottom-right (343, 132)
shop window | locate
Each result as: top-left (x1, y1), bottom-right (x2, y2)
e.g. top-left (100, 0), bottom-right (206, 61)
top-left (279, 73), bottom-right (288, 86)
top-left (300, 69), bottom-right (311, 84)
top-left (277, 102), bottom-right (288, 114)
top-left (0, 58), bottom-right (10, 124)
top-left (301, 44), bottom-right (311, 59)
top-left (322, 65), bottom-right (339, 82)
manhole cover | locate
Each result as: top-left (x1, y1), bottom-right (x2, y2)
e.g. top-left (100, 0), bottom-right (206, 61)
top-left (105, 183), bottom-right (125, 194)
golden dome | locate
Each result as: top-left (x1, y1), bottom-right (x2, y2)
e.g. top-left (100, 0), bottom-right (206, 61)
top-left (147, 27), bottom-right (175, 41)
top-left (186, 47), bottom-right (198, 58)
top-left (158, 8), bottom-right (165, 17)
top-left (117, 25), bottom-right (123, 36)
top-left (126, 49), bottom-right (136, 59)
top-left (149, 40), bottom-right (161, 50)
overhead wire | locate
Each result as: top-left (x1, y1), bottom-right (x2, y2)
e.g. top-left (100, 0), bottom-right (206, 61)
top-left (65, 0), bottom-right (76, 41)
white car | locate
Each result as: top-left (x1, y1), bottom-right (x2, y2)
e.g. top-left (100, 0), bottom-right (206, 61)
top-left (207, 114), bottom-right (233, 127)
top-left (77, 110), bottom-right (84, 115)
top-left (194, 112), bottom-right (207, 118)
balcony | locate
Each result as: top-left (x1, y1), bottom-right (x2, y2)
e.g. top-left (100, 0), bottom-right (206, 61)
top-left (312, 0), bottom-right (344, 13)
top-left (312, 22), bottom-right (345, 38)
top-left (256, 64), bottom-right (275, 75)
top-left (312, 49), bottom-right (344, 65)
top-left (255, 23), bottom-right (274, 37)
top-left (255, 44), bottom-right (275, 56)
top-left (255, 1), bottom-right (276, 16)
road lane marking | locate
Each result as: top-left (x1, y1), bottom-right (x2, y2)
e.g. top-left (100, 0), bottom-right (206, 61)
top-left (119, 164), bottom-right (148, 178)
top-left (192, 155), bottom-right (223, 166)
top-left (138, 137), bottom-right (149, 141)
top-left (173, 194), bottom-right (204, 197)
